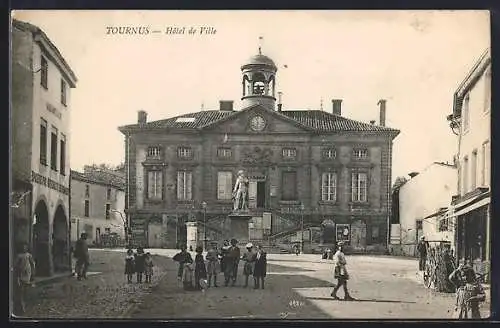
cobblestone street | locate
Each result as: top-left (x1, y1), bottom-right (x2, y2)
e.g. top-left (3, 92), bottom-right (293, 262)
top-left (18, 249), bottom-right (491, 319)
top-left (20, 250), bottom-right (171, 319)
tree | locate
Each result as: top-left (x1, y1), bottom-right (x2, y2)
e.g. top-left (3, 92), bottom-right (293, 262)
top-left (392, 176), bottom-right (408, 191)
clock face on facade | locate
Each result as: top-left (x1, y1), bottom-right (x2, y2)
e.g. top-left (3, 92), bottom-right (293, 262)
top-left (250, 115), bottom-right (266, 131)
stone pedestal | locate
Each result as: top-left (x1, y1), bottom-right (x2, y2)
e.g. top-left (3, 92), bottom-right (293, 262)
top-left (186, 222), bottom-right (198, 251)
top-left (228, 212), bottom-right (252, 244)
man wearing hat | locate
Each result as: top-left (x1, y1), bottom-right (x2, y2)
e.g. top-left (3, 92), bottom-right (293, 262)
top-left (331, 241), bottom-right (354, 301)
top-left (74, 233), bottom-right (90, 280)
top-left (417, 236), bottom-right (428, 271)
top-left (224, 238), bottom-right (241, 286)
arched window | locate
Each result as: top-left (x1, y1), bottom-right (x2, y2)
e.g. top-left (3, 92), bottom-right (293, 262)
top-left (252, 73), bottom-right (266, 95)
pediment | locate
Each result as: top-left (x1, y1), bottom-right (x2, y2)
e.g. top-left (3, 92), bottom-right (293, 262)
top-left (200, 104), bottom-right (311, 134)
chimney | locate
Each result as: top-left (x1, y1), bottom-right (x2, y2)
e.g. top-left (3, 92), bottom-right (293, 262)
top-left (378, 99), bottom-right (386, 127)
top-left (138, 110), bottom-right (147, 124)
top-left (219, 100), bottom-right (234, 111)
top-left (370, 120), bottom-right (376, 125)
top-left (332, 99), bottom-right (342, 116)
top-left (277, 92), bottom-right (283, 112)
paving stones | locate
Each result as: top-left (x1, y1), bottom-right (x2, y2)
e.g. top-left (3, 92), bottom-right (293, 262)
top-left (19, 250), bottom-right (171, 319)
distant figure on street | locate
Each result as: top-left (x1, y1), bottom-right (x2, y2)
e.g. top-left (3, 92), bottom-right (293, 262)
top-left (242, 243), bottom-right (256, 288)
top-left (205, 244), bottom-right (219, 287)
top-left (124, 249), bottom-right (135, 283)
top-left (144, 252), bottom-right (154, 283)
top-left (253, 244), bottom-right (267, 289)
top-left (13, 243), bottom-right (35, 315)
top-left (449, 263), bottom-right (485, 319)
top-left (220, 240), bottom-right (230, 275)
top-left (173, 245), bottom-right (194, 282)
top-left (331, 241), bottom-right (354, 301)
top-left (194, 246), bottom-right (207, 290)
top-left (417, 236), bottom-right (428, 271)
top-left (294, 244), bottom-right (300, 256)
top-left (74, 233), bottom-right (90, 280)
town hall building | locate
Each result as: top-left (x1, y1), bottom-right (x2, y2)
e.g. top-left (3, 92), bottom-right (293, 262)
top-left (118, 50), bottom-right (400, 253)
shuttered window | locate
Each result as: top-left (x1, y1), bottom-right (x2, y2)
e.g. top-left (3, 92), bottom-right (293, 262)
top-left (177, 171), bottom-right (192, 200)
top-left (148, 171), bottom-right (163, 200)
top-left (217, 171), bottom-right (233, 200)
top-left (281, 171), bottom-right (297, 201)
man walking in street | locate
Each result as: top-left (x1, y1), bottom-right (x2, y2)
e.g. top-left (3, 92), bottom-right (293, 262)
top-left (417, 236), bottom-right (428, 271)
top-left (224, 239), bottom-right (240, 287)
top-left (330, 241), bottom-right (354, 301)
top-left (74, 233), bottom-right (90, 280)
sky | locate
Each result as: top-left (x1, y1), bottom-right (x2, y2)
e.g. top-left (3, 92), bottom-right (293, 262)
top-left (13, 10), bottom-right (490, 182)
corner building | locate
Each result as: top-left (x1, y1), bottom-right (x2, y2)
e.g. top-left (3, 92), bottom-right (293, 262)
top-left (119, 52), bottom-right (399, 253)
top-left (11, 19), bottom-right (77, 276)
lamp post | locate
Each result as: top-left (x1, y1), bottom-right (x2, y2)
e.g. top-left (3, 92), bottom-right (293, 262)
top-left (111, 209), bottom-right (128, 245)
top-left (202, 201), bottom-right (207, 250)
top-left (300, 203), bottom-right (305, 254)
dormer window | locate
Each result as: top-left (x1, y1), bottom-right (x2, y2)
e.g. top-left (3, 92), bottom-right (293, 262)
top-left (353, 148), bottom-right (368, 160)
top-left (322, 148), bottom-right (336, 159)
top-left (147, 146), bottom-right (161, 159)
top-left (282, 148), bottom-right (297, 159)
top-left (217, 147), bottom-right (232, 158)
top-left (178, 146), bottom-right (193, 159)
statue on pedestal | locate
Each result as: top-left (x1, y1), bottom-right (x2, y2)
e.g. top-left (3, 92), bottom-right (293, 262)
top-left (232, 170), bottom-right (249, 212)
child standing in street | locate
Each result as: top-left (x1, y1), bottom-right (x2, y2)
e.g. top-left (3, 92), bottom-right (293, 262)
top-left (194, 246), bottom-right (207, 290)
top-left (144, 252), bottom-right (154, 283)
top-left (182, 259), bottom-right (196, 291)
top-left (124, 249), bottom-right (135, 283)
top-left (134, 247), bottom-right (146, 283)
top-left (13, 243), bottom-right (36, 315)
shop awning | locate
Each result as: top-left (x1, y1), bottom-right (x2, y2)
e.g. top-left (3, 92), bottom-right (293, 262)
top-left (455, 196), bottom-right (491, 216)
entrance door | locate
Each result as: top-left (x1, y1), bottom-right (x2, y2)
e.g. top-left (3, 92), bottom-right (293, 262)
top-left (248, 181), bottom-right (257, 209)
top-left (148, 223), bottom-right (163, 248)
top-left (350, 220), bottom-right (367, 250)
top-left (96, 228), bottom-right (101, 246)
top-left (257, 181), bottom-right (266, 208)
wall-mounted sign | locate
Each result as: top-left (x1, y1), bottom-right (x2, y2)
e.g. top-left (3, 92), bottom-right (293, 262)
top-left (31, 171), bottom-right (69, 195)
top-left (46, 103), bottom-right (62, 119)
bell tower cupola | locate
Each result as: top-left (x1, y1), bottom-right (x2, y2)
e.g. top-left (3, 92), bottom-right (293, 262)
top-left (241, 44), bottom-right (278, 110)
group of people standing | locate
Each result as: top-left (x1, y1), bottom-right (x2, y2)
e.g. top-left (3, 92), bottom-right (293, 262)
top-left (124, 247), bottom-right (154, 283)
top-left (173, 238), bottom-right (268, 291)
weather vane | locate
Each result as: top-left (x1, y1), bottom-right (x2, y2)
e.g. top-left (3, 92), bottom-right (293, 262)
top-left (258, 36), bottom-right (263, 55)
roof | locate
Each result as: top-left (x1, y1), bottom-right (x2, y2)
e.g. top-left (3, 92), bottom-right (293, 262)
top-left (12, 19), bottom-right (78, 87)
top-left (71, 170), bottom-right (125, 190)
top-left (451, 48), bottom-right (490, 118)
top-left (241, 54), bottom-right (277, 70)
top-left (118, 107), bottom-right (400, 136)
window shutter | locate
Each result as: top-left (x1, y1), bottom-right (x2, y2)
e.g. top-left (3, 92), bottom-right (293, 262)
top-left (351, 173), bottom-right (358, 201)
top-left (186, 172), bottom-right (192, 200)
top-left (177, 172), bottom-right (184, 200)
top-left (282, 171), bottom-right (297, 200)
top-left (148, 171), bottom-right (155, 199)
top-left (157, 171), bottom-right (163, 199)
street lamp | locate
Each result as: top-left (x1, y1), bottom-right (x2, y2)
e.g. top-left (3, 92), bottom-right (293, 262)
top-left (111, 209), bottom-right (128, 245)
top-left (202, 201), bottom-right (207, 250)
top-left (300, 203), bottom-right (305, 254)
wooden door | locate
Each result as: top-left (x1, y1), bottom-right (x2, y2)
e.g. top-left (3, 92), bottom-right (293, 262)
top-left (148, 223), bottom-right (163, 248)
top-left (248, 180), bottom-right (257, 209)
top-left (350, 220), bottom-right (367, 250)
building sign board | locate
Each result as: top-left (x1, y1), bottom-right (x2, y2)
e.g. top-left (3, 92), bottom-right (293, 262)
top-left (31, 171), bottom-right (69, 195)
